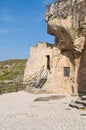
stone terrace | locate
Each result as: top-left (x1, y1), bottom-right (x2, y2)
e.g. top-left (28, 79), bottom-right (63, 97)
top-left (0, 91), bottom-right (86, 130)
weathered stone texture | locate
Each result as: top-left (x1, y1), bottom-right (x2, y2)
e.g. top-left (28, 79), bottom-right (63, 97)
top-left (23, 42), bottom-right (53, 82)
top-left (24, 0), bottom-right (86, 95)
top-left (44, 0), bottom-right (86, 95)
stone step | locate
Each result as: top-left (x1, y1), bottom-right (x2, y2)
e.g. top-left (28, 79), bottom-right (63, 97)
top-left (37, 78), bottom-right (47, 88)
top-left (38, 81), bottom-right (46, 86)
top-left (81, 95), bottom-right (86, 100)
top-left (69, 100), bottom-right (85, 109)
top-left (75, 99), bottom-right (86, 107)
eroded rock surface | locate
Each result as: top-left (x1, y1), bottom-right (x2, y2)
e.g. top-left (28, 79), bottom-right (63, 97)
top-left (24, 0), bottom-right (86, 95)
top-left (45, 0), bottom-right (86, 95)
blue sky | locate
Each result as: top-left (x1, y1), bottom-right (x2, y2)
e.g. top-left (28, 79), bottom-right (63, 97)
top-left (0, 0), bottom-right (55, 61)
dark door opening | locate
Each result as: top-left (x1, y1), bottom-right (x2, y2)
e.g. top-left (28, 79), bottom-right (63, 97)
top-left (46, 55), bottom-right (50, 70)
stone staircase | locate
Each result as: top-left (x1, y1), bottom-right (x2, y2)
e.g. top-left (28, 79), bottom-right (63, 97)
top-left (36, 68), bottom-right (49, 88)
top-left (25, 66), bottom-right (49, 91)
top-left (69, 95), bottom-right (86, 109)
top-left (36, 78), bottom-right (47, 88)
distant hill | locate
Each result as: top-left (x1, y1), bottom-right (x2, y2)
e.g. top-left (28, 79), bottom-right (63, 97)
top-left (0, 59), bottom-right (27, 94)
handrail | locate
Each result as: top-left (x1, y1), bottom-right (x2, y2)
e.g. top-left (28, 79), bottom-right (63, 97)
top-left (24, 65), bottom-right (44, 82)
top-left (24, 65), bottom-right (49, 88)
top-left (43, 69), bottom-right (49, 79)
top-left (24, 71), bottom-right (38, 82)
top-left (35, 68), bottom-right (49, 88)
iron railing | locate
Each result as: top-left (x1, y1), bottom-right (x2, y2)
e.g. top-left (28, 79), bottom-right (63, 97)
top-left (24, 66), bottom-right (49, 88)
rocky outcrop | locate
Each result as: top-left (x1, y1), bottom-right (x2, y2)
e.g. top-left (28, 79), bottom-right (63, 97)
top-left (46, 0), bottom-right (86, 44)
top-left (45, 0), bottom-right (86, 95)
top-left (24, 0), bottom-right (86, 95)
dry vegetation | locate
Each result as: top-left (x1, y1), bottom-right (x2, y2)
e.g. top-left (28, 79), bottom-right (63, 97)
top-left (0, 59), bottom-right (27, 94)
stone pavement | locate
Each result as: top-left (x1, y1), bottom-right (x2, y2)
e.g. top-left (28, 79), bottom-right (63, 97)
top-left (0, 91), bottom-right (86, 130)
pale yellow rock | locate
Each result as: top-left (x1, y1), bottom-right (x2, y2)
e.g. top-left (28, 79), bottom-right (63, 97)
top-left (24, 0), bottom-right (86, 95)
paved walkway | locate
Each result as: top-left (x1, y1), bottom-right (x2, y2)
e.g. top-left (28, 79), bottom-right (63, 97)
top-left (0, 91), bottom-right (86, 130)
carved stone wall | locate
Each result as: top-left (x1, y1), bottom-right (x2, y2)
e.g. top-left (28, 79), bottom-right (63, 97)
top-left (44, 0), bottom-right (86, 95)
top-left (23, 42), bottom-right (53, 82)
top-left (24, 0), bottom-right (86, 95)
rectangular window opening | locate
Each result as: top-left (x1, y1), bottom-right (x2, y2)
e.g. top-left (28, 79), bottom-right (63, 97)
top-left (46, 55), bottom-right (50, 70)
top-left (64, 67), bottom-right (70, 77)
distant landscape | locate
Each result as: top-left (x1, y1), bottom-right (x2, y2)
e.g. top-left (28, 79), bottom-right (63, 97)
top-left (0, 59), bottom-right (27, 94)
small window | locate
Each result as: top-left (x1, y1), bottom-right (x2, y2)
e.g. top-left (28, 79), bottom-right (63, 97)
top-left (46, 55), bottom-right (50, 70)
top-left (64, 67), bottom-right (70, 77)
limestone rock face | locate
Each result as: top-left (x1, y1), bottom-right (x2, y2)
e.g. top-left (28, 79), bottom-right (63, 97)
top-left (46, 0), bottom-right (86, 42)
top-left (45, 0), bottom-right (86, 95)
top-left (23, 42), bottom-right (53, 82)
top-left (24, 0), bottom-right (86, 95)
